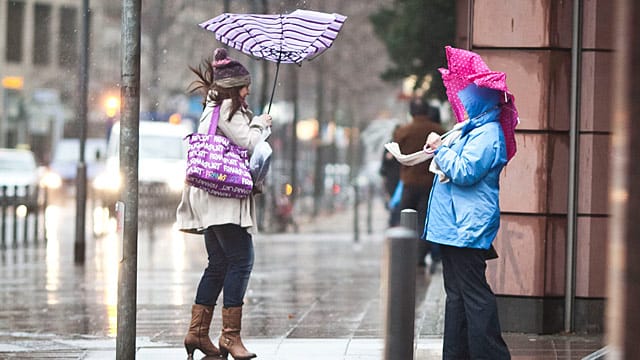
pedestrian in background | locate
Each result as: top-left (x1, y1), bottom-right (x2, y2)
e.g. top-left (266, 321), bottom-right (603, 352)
top-left (379, 126), bottom-right (402, 227)
top-left (424, 83), bottom-right (511, 359)
top-left (177, 48), bottom-right (271, 360)
top-left (393, 98), bottom-right (444, 269)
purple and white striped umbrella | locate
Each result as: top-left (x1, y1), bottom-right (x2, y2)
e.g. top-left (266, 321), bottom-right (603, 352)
top-left (199, 9), bottom-right (347, 65)
top-left (199, 9), bottom-right (347, 111)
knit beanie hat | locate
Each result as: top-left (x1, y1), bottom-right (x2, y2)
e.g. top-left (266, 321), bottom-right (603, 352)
top-left (409, 98), bottom-right (440, 123)
top-left (212, 48), bottom-right (251, 89)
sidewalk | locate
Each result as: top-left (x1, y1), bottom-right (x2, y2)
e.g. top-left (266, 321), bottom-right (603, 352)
top-left (0, 268), bottom-right (446, 360)
top-left (0, 198), bottom-right (604, 359)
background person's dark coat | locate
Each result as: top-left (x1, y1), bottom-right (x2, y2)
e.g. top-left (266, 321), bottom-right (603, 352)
top-left (393, 115), bottom-right (445, 187)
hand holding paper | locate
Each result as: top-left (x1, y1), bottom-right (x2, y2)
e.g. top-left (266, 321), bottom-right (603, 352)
top-left (383, 142), bottom-right (434, 166)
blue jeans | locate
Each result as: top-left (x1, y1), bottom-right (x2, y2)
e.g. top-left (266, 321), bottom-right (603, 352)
top-left (195, 224), bottom-right (255, 308)
top-left (441, 244), bottom-right (510, 360)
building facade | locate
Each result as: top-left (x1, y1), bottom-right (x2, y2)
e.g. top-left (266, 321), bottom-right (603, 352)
top-left (456, 0), bottom-right (612, 333)
top-left (0, 0), bottom-right (82, 158)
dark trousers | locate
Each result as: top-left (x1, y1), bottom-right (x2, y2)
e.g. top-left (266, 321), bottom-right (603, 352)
top-left (440, 245), bottom-right (510, 360)
top-left (399, 184), bottom-right (438, 265)
top-left (195, 223), bottom-right (255, 308)
top-left (388, 205), bottom-right (401, 227)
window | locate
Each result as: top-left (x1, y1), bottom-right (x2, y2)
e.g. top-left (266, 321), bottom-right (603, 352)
top-left (6, 1), bottom-right (25, 63)
top-left (33, 3), bottom-right (52, 65)
top-left (58, 6), bottom-right (78, 67)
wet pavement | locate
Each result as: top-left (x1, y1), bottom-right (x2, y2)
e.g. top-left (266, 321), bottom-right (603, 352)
top-left (0, 197), bottom-right (604, 359)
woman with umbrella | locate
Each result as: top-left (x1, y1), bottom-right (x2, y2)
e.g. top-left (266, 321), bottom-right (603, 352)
top-left (177, 48), bottom-right (271, 359)
top-left (423, 47), bottom-right (516, 359)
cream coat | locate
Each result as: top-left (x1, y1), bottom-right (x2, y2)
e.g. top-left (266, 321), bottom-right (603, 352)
top-left (176, 97), bottom-right (269, 234)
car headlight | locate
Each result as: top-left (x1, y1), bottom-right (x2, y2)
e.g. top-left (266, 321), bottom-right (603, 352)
top-left (93, 172), bottom-right (122, 192)
top-left (41, 171), bottom-right (62, 189)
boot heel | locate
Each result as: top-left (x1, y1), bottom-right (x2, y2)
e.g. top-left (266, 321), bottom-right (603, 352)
top-left (185, 304), bottom-right (222, 357)
top-left (219, 347), bottom-right (229, 358)
top-left (185, 343), bottom-right (196, 358)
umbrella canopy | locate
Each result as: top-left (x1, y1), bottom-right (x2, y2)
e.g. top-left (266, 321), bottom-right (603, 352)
top-left (438, 46), bottom-right (518, 161)
top-left (200, 9), bottom-right (347, 64)
top-left (200, 9), bottom-right (347, 112)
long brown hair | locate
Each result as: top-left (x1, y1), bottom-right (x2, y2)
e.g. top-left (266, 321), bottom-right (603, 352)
top-left (188, 56), bottom-right (246, 121)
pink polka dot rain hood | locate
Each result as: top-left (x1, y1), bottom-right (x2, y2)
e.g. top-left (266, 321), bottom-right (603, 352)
top-left (438, 46), bottom-right (519, 162)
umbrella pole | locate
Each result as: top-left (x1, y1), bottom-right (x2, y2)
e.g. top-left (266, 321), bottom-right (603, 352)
top-left (267, 61), bottom-right (281, 113)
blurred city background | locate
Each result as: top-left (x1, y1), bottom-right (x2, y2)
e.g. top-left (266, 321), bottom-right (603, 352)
top-left (0, 0), bottom-right (460, 232)
top-left (1, 0), bottom-right (639, 358)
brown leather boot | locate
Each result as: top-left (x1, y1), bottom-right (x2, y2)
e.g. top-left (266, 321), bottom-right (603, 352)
top-left (184, 304), bottom-right (222, 358)
top-left (219, 306), bottom-right (256, 359)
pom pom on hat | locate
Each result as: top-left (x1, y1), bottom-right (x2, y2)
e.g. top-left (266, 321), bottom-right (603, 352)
top-left (214, 48), bottom-right (227, 61)
top-left (211, 47), bottom-right (251, 88)
top-left (213, 48), bottom-right (231, 67)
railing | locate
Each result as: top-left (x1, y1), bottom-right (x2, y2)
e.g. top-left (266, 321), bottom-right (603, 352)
top-left (0, 185), bottom-right (46, 249)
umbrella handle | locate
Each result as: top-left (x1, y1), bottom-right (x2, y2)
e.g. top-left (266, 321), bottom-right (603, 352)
top-left (267, 61), bottom-right (281, 114)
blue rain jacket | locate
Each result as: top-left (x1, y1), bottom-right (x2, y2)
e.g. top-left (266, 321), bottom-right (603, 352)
top-left (423, 84), bottom-right (507, 249)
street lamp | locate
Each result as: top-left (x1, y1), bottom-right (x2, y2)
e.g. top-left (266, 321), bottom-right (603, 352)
top-left (296, 118), bottom-right (318, 141)
top-left (105, 96), bottom-right (120, 118)
top-left (104, 95), bottom-right (120, 141)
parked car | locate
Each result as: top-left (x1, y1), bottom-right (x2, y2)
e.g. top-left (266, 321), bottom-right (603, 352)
top-left (0, 148), bottom-right (41, 211)
top-left (92, 121), bottom-right (191, 218)
top-left (42, 138), bottom-right (107, 197)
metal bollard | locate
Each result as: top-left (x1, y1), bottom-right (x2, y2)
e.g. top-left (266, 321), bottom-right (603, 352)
top-left (400, 208), bottom-right (419, 234)
top-left (33, 185), bottom-right (39, 244)
top-left (1, 185), bottom-right (6, 248)
top-left (12, 185), bottom-right (18, 247)
top-left (353, 182), bottom-right (360, 243)
top-left (43, 186), bottom-right (48, 242)
top-left (23, 185), bottom-right (29, 245)
top-left (382, 209), bottom-right (418, 360)
top-left (366, 184), bottom-right (373, 234)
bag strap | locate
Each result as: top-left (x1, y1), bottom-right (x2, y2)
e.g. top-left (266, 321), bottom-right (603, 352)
top-left (207, 105), bottom-right (221, 136)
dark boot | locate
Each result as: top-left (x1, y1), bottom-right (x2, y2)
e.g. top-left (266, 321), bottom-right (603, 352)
top-left (184, 304), bottom-right (222, 358)
top-left (219, 306), bottom-right (256, 359)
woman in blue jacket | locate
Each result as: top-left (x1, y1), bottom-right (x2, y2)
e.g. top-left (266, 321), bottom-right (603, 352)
top-left (424, 83), bottom-right (511, 359)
